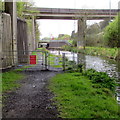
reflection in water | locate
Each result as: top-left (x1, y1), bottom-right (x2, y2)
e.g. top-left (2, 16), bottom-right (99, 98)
top-left (50, 50), bottom-right (120, 104)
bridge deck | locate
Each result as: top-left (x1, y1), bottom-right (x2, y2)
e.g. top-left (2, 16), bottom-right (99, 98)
top-left (24, 7), bottom-right (119, 20)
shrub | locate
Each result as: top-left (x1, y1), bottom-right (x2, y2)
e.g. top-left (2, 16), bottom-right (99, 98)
top-left (83, 69), bottom-right (116, 91)
top-left (104, 15), bottom-right (119, 47)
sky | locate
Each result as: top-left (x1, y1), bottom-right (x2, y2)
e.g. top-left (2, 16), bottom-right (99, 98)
top-left (31, 0), bottom-right (119, 39)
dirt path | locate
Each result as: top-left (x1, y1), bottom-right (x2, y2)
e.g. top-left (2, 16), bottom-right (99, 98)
top-left (3, 70), bottom-right (61, 118)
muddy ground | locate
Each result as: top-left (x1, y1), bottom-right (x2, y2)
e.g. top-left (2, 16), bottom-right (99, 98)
top-left (2, 69), bottom-right (62, 118)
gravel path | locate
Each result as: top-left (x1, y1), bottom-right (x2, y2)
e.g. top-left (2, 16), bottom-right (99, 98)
top-left (2, 70), bottom-right (61, 118)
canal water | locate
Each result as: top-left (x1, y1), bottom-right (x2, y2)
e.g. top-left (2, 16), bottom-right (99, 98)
top-left (50, 50), bottom-right (120, 104)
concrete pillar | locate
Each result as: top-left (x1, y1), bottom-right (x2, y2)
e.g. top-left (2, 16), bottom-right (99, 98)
top-left (77, 18), bottom-right (86, 48)
top-left (34, 19), bottom-right (38, 49)
top-left (5, 0), bottom-right (18, 66)
top-left (32, 16), bottom-right (36, 50)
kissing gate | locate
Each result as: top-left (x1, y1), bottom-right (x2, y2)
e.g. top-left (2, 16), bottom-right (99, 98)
top-left (12, 50), bottom-right (64, 71)
top-left (2, 50), bottom-right (83, 72)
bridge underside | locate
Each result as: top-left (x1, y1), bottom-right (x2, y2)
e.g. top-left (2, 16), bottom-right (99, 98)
top-left (25, 14), bottom-right (115, 20)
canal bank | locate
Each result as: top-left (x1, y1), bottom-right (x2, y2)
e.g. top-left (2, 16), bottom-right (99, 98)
top-left (50, 50), bottom-right (120, 104)
top-left (62, 46), bottom-right (120, 60)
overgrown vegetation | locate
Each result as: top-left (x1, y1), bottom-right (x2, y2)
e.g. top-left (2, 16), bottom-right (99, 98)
top-left (17, 1), bottom-right (38, 18)
top-left (49, 70), bottom-right (119, 118)
top-left (83, 69), bottom-right (116, 91)
top-left (17, 2), bottom-right (26, 18)
top-left (104, 15), bottom-right (119, 48)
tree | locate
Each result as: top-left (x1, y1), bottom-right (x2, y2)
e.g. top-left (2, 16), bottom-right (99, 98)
top-left (86, 23), bottom-right (101, 35)
top-left (85, 23), bottom-right (103, 47)
top-left (104, 15), bottom-right (119, 48)
top-left (17, 1), bottom-right (40, 48)
top-left (57, 34), bottom-right (71, 40)
top-left (17, 2), bottom-right (25, 18)
top-left (16, 1), bottom-right (34, 18)
top-left (99, 20), bottom-right (109, 30)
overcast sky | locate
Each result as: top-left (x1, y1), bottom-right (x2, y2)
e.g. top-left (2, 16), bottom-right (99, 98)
top-left (32, 0), bottom-right (119, 39)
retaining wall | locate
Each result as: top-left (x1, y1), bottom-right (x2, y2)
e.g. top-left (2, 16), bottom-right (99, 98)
top-left (0, 12), bottom-right (36, 69)
top-left (0, 13), bottom-right (13, 69)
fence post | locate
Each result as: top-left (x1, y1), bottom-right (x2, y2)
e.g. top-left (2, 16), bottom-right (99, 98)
top-left (48, 53), bottom-right (50, 70)
top-left (45, 52), bottom-right (48, 70)
top-left (62, 53), bottom-right (65, 71)
top-left (72, 52), bottom-right (76, 70)
top-left (42, 52), bottom-right (44, 70)
top-left (77, 53), bottom-right (80, 65)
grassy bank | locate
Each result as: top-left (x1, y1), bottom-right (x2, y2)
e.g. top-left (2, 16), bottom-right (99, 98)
top-left (49, 71), bottom-right (119, 118)
top-left (64, 46), bottom-right (119, 60)
top-left (2, 71), bottom-right (24, 93)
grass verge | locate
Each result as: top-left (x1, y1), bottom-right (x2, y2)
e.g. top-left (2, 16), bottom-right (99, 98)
top-left (2, 71), bottom-right (25, 93)
top-left (49, 72), bottom-right (119, 118)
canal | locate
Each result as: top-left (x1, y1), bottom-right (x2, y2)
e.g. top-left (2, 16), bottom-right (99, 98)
top-left (50, 50), bottom-right (120, 104)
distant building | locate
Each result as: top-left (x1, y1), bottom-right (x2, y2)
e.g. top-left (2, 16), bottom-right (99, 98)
top-left (58, 34), bottom-right (65, 38)
top-left (38, 40), bottom-right (71, 49)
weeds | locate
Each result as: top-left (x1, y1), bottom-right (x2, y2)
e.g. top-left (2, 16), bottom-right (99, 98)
top-left (83, 69), bottom-right (116, 91)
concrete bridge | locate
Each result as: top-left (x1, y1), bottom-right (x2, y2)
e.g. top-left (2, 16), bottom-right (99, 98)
top-left (25, 7), bottom-right (118, 20)
top-left (24, 7), bottom-right (119, 47)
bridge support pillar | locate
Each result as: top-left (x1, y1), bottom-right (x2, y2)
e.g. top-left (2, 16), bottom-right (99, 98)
top-left (77, 18), bottom-right (86, 48)
top-left (34, 19), bottom-right (38, 49)
top-left (5, 0), bottom-right (18, 66)
top-left (32, 16), bottom-right (37, 50)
